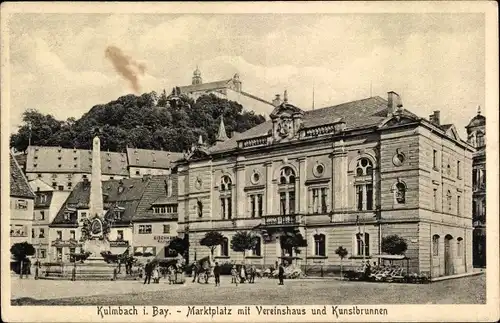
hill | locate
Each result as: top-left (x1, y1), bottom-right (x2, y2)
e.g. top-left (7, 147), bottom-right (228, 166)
top-left (10, 91), bottom-right (266, 153)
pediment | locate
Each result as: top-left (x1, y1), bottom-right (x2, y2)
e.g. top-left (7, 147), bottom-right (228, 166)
top-left (445, 125), bottom-right (460, 140)
top-left (270, 103), bottom-right (304, 120)
top-left (378, 114), bottom-right (419, 129)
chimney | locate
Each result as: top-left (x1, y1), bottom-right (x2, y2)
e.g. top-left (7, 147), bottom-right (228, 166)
top-left (272, 94), bottom-right (282, 107)
top-left (387, 91), bottom-right (403, 115)
top-left (429, 111), bottom-right (441, 126)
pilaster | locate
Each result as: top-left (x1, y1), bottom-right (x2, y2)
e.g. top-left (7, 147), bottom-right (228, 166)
top-left (265, 161), bottom-right (273, 215)
top-left (235, 158), bottom-right (246, 218)
top-left (298, 157), bottom-right (307, 214)
top-left (331, 140), bottom-right (348, 212)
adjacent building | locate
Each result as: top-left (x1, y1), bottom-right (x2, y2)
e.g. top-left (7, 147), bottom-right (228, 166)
top-left (24, 146), bottom-right (129, 191)
top-left (29, 179), bottom-right (71, 262)
top-left (127, 148), bottom-right (182, 178)
top-left (176, 91), bottom-right (474, 278)
top-left (10, 152), bottom-right (36, 248)
top-left (466, 107), bottom-right (486, 267)
top-left (173, 68), bottom-right (276, 116)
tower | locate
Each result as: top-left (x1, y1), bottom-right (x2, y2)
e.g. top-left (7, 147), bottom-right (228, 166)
top-left (216, 116), bottom-right (229, 142)
top-left (192, 66), bottom-right (202, 85)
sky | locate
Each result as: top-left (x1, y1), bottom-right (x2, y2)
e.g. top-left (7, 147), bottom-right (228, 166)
top-left (7, 13), bottom-right (485, 139)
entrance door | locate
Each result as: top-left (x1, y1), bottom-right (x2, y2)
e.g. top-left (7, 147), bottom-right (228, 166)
top-left (444, 235), bottom-right (453, 276)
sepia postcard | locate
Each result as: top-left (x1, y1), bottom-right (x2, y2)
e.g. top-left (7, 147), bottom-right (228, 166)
top-left (1, 1), bottom-right (499, 322)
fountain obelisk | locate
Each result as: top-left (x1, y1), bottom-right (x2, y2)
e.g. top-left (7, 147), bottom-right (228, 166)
top-left (83, 136), bottom-right (111, 260)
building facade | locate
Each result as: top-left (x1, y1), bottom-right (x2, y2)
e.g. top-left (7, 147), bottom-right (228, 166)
top-left (173, 68), bottom-right (275, 117)
top-left (29, 179), bottom-right (71, 262)
top-left (466, 107), bottom-right (486, 267)
top-left (10, 152), bottom-right (36, 249)
top-left (132, 174), bottom-right (179, 258)
top-left (23, 146), bottom-right (129, 191)
top-left (127, 148), bottom-right (182, 178)
top-left (176, 91), bottom-right (474, 277)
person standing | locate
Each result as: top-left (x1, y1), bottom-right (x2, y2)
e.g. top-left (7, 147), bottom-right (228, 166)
top-left (143, 260), bottom-right (152, 285)
top-left (213, 262), bottom-right (221, 287)
top-left (250, 265), bottom-right (256, 284)
top-left (191, 261), bottom-right (199, 283)
top-left (278, 262), bottom-right (285, 285)
top-left (231, 265), bottom-right (239, 286)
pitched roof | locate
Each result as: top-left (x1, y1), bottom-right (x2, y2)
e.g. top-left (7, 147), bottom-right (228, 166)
top-left (178, 79), bottom-right (232, 94)
top-left (126, 148), bottom-right (183, 169)
top-left (25, 146), bottom-right (128, 175)
top-left (133, 175), bottom-right (178, 222)
top-left (209, 96), bottom-right (391, 153)
top-left (29, 178), bottom-right (54, 192)
top-left (10, 152), bottom-right (36, 199)
top-left (50, 177), bottom-right (150, 227)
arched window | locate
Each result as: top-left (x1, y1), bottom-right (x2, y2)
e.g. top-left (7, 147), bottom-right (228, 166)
top-left (395, 182), bottom-right (406, 204)
top-left (220, 237), bottom-right (229, 257)
top-left (355, 232), bottom-right (370, 256)
top-left (313, 234), bottom-right (326, 256)
top-left (456, 237), bottom-right (463, 258)
top-left (220, 176), bottom-right (232, 219)
top-left (446, 190), bottom-right (452, 213)
top-left (278, 167), bottom-right (296, 215)
top-left (432, 234), bottom-right (440, 256)
top-left (354, 158), bottom-right (374, 211)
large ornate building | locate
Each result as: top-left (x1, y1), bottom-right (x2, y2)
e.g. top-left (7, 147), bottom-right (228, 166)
top-left (466, 107), bottom-right (486, 267)
top-left (176, 91), bottom-right (475, 278)
top-left (173, 68), bottom-right (276, 116)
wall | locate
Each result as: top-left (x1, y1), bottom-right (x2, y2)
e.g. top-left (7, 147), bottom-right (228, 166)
top-left (132, 221), bottom-right (178, 258)
top-left (10, 197), bottom-right (34, 247)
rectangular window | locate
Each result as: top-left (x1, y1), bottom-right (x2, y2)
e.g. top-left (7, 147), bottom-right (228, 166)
top-left (356, 233), bottom-right (370, 256)
top-left (56, 248), bottom-right (63, 261)
top-left (39, 228), bottom-right (45, 238)
top-left (312, 189), bottom-right (319, 213)
top-left (457, 195), bottom-right (461, 215)
top-left (40, 211), bottom-right (45, 220)
top-left (433, 188), bottom-right (438, 211)
top-left (32, 228), bottom-right (35, 238)
top-left (69, 248), bottom-right (76, 262)
top-left (221, 198), bottom-right (226, 219)
top-left (52, 182), bottom-right (57, 188)
top-left (321, 188), bottom-right (328, 213)
top-left (40, 249), bottom-right (46, 258)
top-left (227, 198), bottom-right (232, 219)
top-left (117, 230), bottom-right (124, 240)
top-left (366, 184), bottom-right (373, 210)
top-left (356, 186), bottom-right (363, 211)
top-left (37, 174), bottom-right (42, 178)
top-left (252, 238), bottom-right (261, 256)
top-left (16, 200), bottom-right (28, 210)
top-left (81, 212), bottom-right (87, 219)
top-left (68, 182), bottom-right (72, 189)
top-left (280, 192), bottom-right (286, 215)
top-left (139, 225), bottom-right (152, 234)
top-left (457, 238), bottom-right (463, 257)
top-left (257, 194), bottom-right (263, 217)
top-left (70, 230), bottom-right (75, 240)
top-left (58, 185), bottom-right (64, 191)
top-left (57, 231), bottom-right (62, 240)
top-left (457, 161), bottom-right (461, 178)
top-left (432, 235), bottom-right (439, 256)
top-left (433, 150), bottom-right (438, 169)
top-left (163, 225), bottom-right (170, 234)
top-left (312, 188), bottom-right (328, 213)
top-left (250, 195), bottom-right (256, 218)
top-left (288, 191), bottom-right (295, 215)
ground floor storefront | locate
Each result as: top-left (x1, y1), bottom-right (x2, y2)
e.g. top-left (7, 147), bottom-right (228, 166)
top-left (185, 220), bottom-right (473, 278)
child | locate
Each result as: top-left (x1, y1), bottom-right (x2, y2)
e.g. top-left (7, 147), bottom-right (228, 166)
top-left (168, 266), bottom-right (176, 285)
top-left (231, 265), bottom-right (239, 286)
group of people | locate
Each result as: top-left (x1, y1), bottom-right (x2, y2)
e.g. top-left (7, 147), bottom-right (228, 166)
top-left (142, 260), bottom-right (181, 285)
top-left (229, 264), bottom-right (258, 285)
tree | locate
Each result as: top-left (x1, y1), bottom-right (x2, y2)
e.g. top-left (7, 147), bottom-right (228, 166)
top-left (199, 231), bottom-right (225, 260)
top-left (230, 231), bottom-right (258, 258)
top-left (381, 234), bottom-right (408, 255)
top-left (280, 233), bottom-right (307, 256)
top-left (166, 237), bottom-right (190, 258)
top-left (335, 246), bottom-right (349, 278)
top-left (10, 242), bottom-right (36, 277)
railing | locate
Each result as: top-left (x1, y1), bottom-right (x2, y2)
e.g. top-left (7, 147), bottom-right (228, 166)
top-left (302, 122), bottom-right (345, 138)
top-left (109, 240), bottom-right (129, 247)
top-left (263, 215), bottom-right (299, 226)
top-left (51, 239), bottom-right (81, 247)
top-left (240, 135), bottom-right (269, 148)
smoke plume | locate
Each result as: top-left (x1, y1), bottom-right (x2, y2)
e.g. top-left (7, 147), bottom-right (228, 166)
top-left (105, 46), bottom-right (146, 94)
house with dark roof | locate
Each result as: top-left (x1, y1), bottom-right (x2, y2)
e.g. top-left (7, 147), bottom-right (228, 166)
top-left (49, 177), bottom-right (150, 262)
top-left (47, 174), bottom-right (178, 262)
top-left (10, 151), bottom-right (36, 248)
top-left (176, 90), bottom-right (475, 278)
top-left (172, 68), bottom-right (275, 117)
top-left (131, 174), bottom-right (179, 258)
top-left (126, 148), bottom-right (183, 178)
top-left (24, 146), bottom-right (129, 192)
